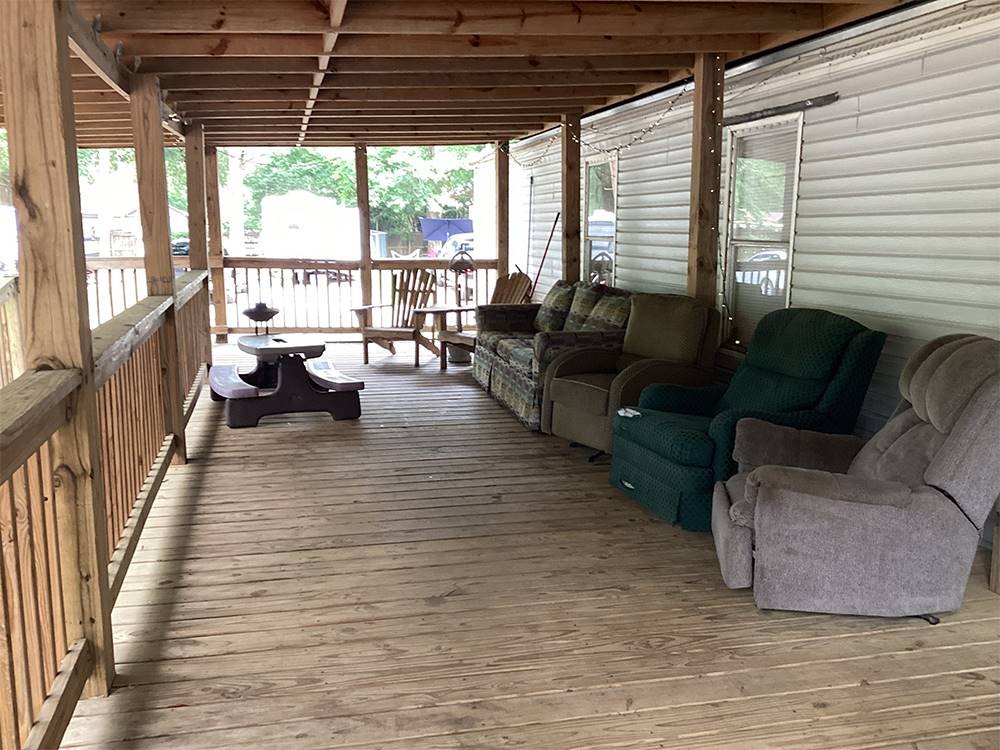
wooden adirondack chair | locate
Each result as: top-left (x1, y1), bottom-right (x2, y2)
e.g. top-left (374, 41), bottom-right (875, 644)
top-left (352, 268), bottom-right (440, 366)
top-left (424, 271), bottom-right (534, 371)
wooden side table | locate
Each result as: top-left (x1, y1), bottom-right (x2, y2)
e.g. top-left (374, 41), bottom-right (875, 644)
top-left (416, 305), bottom-right (476, 370)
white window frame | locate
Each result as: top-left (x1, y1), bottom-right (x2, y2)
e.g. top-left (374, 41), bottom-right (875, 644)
top-left (719, 112), bottom-right (804, 345)
top-left (582, 154), bottom-right (618, 285)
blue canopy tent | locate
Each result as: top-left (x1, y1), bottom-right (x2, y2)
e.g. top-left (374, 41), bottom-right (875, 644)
top-left (419, 217), bottom-right (473, 242)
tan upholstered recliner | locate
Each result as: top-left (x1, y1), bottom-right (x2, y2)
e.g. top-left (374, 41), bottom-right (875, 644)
top-left (541, 294), bottom-right (720, 454)
top-left (712, 334), bottom-right (1000, 617)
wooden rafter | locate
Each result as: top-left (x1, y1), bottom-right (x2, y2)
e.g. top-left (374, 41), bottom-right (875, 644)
top-left (0, 0), bottom-right (909, 148)
top-left (300, 0), bottom-right (350, 144)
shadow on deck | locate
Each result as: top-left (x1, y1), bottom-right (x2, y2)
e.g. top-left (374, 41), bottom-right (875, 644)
top-left (62, 341), bottom-right (1000, 749)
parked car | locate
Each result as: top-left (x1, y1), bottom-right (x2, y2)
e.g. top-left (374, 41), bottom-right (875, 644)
top-left (735, 248), bottom-right (788, 296)
top-left (171, 237), bottom-right (190, 256)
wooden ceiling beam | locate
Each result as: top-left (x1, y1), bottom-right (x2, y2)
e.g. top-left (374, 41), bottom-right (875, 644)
top-left (207, 139), bottom-right (504, 146)
top-left (332, 34), bottom-right (759, 56)
top-left (159, 70), bottom-right (671, 91)
top-left (106, 34), bottom-right (323, 57)
top-left (104, 33), bottom-right (755, 57)
top-left (76, 1), bottom-right (823, 35)
top-left (338, 2), bottom-right (823, 36)
top-left (317, 85), bottom-right (635, 102)
top-left (314, 100), bottom-right (589, 111)
top-left (74, 1), bottom-right (331, 34)
top-left (201, 124), bottom-right (539, 134)
top-left (179, 104), bottom-right (584, 118)
top-left (134, 53), bottom-right (695, 75)
top-left (186, 115), bottom-right (554, 125)
top-left (166, 86), bottom-right (630, 104)
top-left (134, 57), bottom-right (323, 74)
top-left (64, 2), bottom-right (186, 137)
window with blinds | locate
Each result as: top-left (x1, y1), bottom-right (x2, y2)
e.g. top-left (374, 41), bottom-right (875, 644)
top-left (722, 116), bottom-right (802, 346)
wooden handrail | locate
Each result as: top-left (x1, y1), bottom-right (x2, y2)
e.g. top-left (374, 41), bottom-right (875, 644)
top-left (92, 296), bottom-right (172, 386)
top-left (174, 269), bottom-right (209, 309)
top-left (374, 258), bottom-right (501, 270)
top-left (107, 436), bottom-right (175, 602)
top-left (223, 257), bottom-right (362, 271)
top-left (21, 640), bottom-right (93, 750)
top-left (85, 256), bottom-right (188, 270)
top-left (220, 256), bottom-right (502, 271)
top-left (0, 369), bottom-right (82, 485)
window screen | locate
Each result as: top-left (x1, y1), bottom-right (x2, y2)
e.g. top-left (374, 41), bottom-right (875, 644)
top-left (723, 120), bottom-right (800, 346)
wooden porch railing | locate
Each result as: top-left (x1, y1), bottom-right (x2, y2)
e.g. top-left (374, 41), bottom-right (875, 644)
top-left (215, 257), bottom-right (500, 335)
top-left (0, 278), bottom-right (25, 388)
top-left (84, 257), bottom-right (189, 327)
top-left (0, 271), bottom-right (210, 749)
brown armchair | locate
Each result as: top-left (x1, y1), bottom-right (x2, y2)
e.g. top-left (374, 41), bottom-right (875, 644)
top-left (541, 294), bottom-right (720, 456)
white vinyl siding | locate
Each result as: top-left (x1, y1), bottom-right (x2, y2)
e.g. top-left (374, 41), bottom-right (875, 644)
top-left (511, 2), bottom-right (1000, 434)
top-left (515, 139), bottom-right (562, 301)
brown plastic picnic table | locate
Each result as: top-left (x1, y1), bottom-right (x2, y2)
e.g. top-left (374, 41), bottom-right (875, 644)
top-left (209, 334), bottom-right (364, 428)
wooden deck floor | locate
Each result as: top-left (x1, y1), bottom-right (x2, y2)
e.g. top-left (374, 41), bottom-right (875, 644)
top-left (64, 342), bottom-right (1000, 749)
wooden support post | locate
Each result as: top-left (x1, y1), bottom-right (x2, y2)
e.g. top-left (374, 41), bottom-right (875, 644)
top-left (687, 53), bottom-right (725, 307)
top-left (132, 73), bottom-right (187, 464)
top-left (496, 141), bottom-right (510, 278)
top-left (0, 0), bottom-right (114, 698)
top-left (561, 114), bottom-right (581, 283)
top-left (184, 123), bottom-right (212, 372)
top-left (206, 146), bottom-right (228, 343)
top-left (355, 145), bottom-right (373, 310)
top-left (184, 123), bottom-right (208, 271)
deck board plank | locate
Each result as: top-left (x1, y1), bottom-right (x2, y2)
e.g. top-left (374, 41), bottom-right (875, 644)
top-left (63, 342), bottom-right (1000, 749)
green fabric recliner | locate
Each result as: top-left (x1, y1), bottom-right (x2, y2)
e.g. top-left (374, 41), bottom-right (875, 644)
top-left (609, 308), bottom-right (886, 532)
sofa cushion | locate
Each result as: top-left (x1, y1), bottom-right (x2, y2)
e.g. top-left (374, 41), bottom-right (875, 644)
top-left (564, 283), bottom-right (607, 332)
top-left (614, 409), bottom-right (714, 467)
top-left (478, 329), bottom-right (531, 354)
top-left (623, 294), bottom-right (708, 363)
top-left (550, 372), bottom-right (616, 416)
top-left (581, 293), bottom-right (631, 331)
top-left (534, 281), bottom-right (576, 332)
top-left (495, 336), bottom-right (535, 372)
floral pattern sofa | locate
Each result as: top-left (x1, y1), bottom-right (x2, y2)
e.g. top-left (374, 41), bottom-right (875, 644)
top-left (473, 281), bottom-right (632, 431)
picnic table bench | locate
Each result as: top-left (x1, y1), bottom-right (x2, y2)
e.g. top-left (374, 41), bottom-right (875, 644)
top-left (209, 335), bottom-right (364, 428)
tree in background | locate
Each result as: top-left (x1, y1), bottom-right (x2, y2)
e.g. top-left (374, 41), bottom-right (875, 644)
top-left (367, 145), bottom-right (477, 236)
top-left (0, 135), bottom-right (480, 244)
top-left (77, 147), bottom-right (189, 213)
top-left (242, 148), bottom-right (356, 231)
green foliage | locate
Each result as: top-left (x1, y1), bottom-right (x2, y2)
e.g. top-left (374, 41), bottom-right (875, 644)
top-left (242, 148), bottom-right (357, 231)
top-left (0, 133), bottom-right (480, 241)
top-left (367, 145), bottom-right (478, 235)
top-left (240, 145), bottom-right (478, 237)
top-left (732, 157), bottom-right (788, 241)
top-left (76, 147), bottom-right (188, 212)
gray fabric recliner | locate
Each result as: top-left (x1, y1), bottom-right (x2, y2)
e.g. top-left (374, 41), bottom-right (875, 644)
top-left (712, 333), bottom-right (1000, 617)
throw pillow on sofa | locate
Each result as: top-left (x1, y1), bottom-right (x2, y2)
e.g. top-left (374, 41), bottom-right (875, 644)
top-left (581, 293), bottom-right (631, 331)
top-left (534, 281), bottom-right (577, 332)
top-left (564, 282), bottom-right (608, 331)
